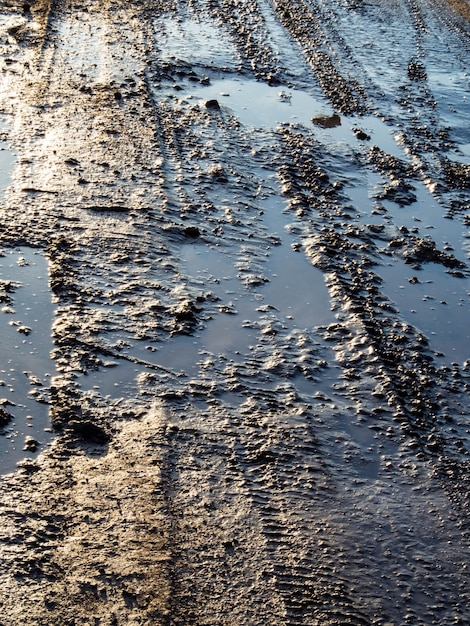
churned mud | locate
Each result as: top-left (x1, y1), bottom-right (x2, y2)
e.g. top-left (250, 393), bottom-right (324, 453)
top-left (0, 0), bottom-right (469, 624)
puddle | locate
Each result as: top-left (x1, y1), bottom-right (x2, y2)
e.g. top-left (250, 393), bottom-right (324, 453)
top-left (173, 74), bottom-right (409, 162)
top-left (351, 174), bottom-right (468, 261)
top-left (193, 77), bottom-right (328, 128)
top-left (372, 177), bottom-right (470, 367)
top-left (343, 149), bottom-right (469, 365)
top-left (382, 185), bottom-right (467, 255)
top-left (0, 119), bottom-right (14, 202)
top-left (79, 180), bottom-right (335, 398)
top-left (0, 248), bottom-right (55, 476)
top-left (181, 244), bottom-right (259, 353)
top-left (378, 259), bottom-right (469, 364)
top-left (258, 191), bottom-right (333, 328)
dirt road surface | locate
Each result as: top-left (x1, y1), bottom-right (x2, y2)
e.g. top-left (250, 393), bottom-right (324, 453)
top-left (0, 0), bottom-right (469, 624)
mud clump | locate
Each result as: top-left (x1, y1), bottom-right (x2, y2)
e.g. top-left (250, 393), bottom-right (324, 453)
top-left (442, 159), bottom-right (470, 190)
top-left (377, 181), bottom-right (417, 206)
top-left (407, 60), bottom-right (427, 81)
top-left (0, 279), bottom-right (16, 305)
top-left (0, 405), bottom-right (14, 428)
top-left (183, 226), bottom-right (200, 238)
top-left (368, 145), bottom-right (416, 179)
top-left (23, 436), bottom-right (39, 452)
top-left (311, 113), bottom-right (341, 129)
top-left (402, 237), bottom-right (467, 270)
top-left (172, 299), bottom-right (201, 334)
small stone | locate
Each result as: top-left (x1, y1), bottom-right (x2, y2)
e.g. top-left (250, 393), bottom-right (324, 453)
top-left (205, 99), bottom-right (220, 110)
top-left (353, 127), bottom-right (371, 141)
top-left (311, 113), bottom-right (341, 128)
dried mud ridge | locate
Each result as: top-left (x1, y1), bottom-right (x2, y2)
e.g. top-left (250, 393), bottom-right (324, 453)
top-left (0, 0), bottom-right (469, 624)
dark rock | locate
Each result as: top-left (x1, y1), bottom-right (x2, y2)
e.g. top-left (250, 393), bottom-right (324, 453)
top-left (311, 113), bottom-right (341, 129)
top-left (174, 299), bottom-right (199, 322)
top-left (205, 99), bottom-right (220, 110)
top-left (353, 127), bottom-right (371, 141)
top-left (0, 406), bottom-right (14, 427)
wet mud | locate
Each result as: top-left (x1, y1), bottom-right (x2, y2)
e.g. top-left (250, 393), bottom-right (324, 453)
top-left (0, 0), bottom-right (469, 624)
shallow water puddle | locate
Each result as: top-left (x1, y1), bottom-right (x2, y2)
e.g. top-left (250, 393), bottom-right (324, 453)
top-left (371, 183), bottom-right (470, 364)
top-left (257, 190), bottom-right (334, 327)
top-left (0, 248), bottom-right (55, 476)
top-left (180, 244), bottom-right (259, 354)
top-left (80, 183), bottom-right (335, 398)
top-left (199, 77), bottom-right (326, 128)
top-left (0, 119), bottom-right (14, 201)
top-left (379, 259), bottom-right (469, 364)
top-left (382, 189), bottom-right (467, 255)
top-left (352, 173), bottom-right (468, 259)
top-left (185, 180), bottom-right (333, 326)
top-left (186, 75), bottom-right (409, 160)
top-left (343, 144), bottom-right (469, 364)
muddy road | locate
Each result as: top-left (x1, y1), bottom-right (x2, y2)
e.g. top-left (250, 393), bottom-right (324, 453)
top-left (0, 0), bottom-right (469, 624)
